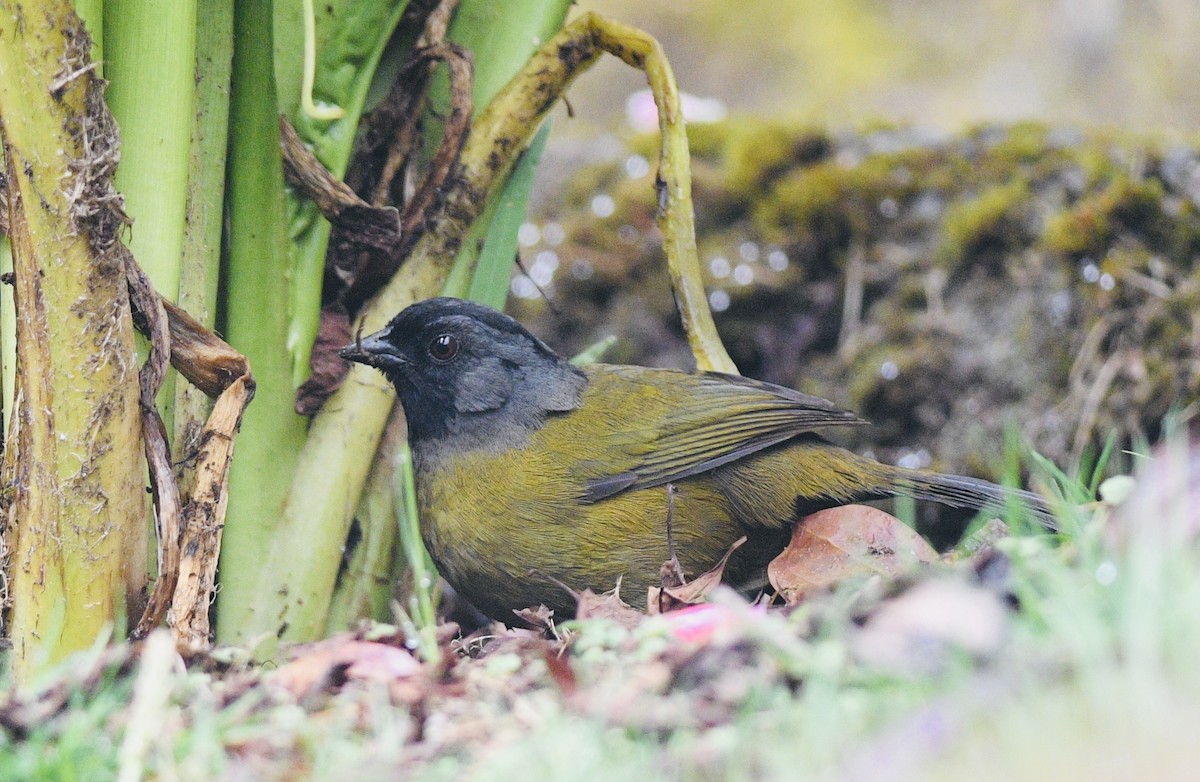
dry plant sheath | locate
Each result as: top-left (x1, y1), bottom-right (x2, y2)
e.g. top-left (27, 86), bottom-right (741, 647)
top-left (124, 256), bottom-right (182, 640)
top-left (254, 12), bottom-right (730, 639)
top-left (364, 0), bottom-right (460, 210)
top-left (127, 294), bottom-right (255, 652)
top-left (280, 119), bottom-right (403, 255)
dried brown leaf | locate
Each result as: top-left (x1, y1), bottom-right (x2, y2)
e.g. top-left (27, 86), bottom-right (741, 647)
top-left (270, 638), bottom-right (422, 698)
top-left (279, 117), bottom-right (402, 254)
top-left (125, 254), bottom-right (183, 639)
top-left (649, 536), bottom-right (747, 615)
top-left (293, 306), bottom-right (353, 415)
top-left (512, 605), bottom-right (556, 634)
top-left (576, 584), bottom-right (645, 629)
top-left (542, 645), bottom-right (577, 696)
top-left (768, 505), bottom-right (937, 605)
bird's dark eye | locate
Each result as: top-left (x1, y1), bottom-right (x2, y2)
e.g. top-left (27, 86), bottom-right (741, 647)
top-left (428, 333), bottom-right (459, 362)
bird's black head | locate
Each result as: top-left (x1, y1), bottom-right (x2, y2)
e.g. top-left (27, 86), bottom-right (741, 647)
top-left (339, 298), bottom-right (586, 444)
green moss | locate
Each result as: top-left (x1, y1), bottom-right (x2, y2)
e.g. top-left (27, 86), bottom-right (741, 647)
top-left (526, 120), bottom-right (1200, 475)
top-left (937, 179), bottom-right (1032, 272)
top-left (683, 121), bottom-right (731, 160)
top-left (755, 164), bottom-right (856, 246)
top-left (981, 122), bottom-right (1051, 164)
top-left (723, 120), bottom-right (829, 194)
top-left (1042, 176), bottom-right (1167, 259)
top-left (751, 150), bottom-right (931, 272)
top-left (846, 333), bottom-right (956, 445)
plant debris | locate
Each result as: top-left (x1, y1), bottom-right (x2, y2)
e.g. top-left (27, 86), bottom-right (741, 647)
top-left (768, 504), bottom-right (938, 604)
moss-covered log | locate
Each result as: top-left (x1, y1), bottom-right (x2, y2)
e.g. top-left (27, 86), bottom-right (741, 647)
top-left (515, 121), bottom-right (1200, 538)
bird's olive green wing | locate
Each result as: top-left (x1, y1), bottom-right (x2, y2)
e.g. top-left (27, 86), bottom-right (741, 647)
top-left (573, 365), bottom-right (866, 503)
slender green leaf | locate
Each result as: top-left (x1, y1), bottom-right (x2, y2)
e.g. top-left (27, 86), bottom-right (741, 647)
top-left (395, 442), bottom-right (439, 663)
top-left (467, 121), bottom-right (552, 309)
top-left (569, 335), bottom-right (618, 366)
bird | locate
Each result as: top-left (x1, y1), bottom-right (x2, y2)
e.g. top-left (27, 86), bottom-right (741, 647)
top-left (340, 297), bottom-right (1051, 620)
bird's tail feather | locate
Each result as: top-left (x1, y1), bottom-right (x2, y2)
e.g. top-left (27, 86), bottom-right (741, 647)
top-left (888, 467), bottom-right (1057, 530)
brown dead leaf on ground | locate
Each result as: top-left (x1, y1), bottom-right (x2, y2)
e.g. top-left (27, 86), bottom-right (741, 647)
top-left (512, 605), bottom-right (557, 635)
top-left (648, 536), bottom-right (747, 615)
top-left (768, 505), bottom-right (938, 605)
top-left (576, 584), bottom-right (646, 630)
top-left (269, 637), bottom-right (422, 699)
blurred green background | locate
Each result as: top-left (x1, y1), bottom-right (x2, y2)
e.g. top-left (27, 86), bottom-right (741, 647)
top-left (563, 0), bottom-right (1200, 134)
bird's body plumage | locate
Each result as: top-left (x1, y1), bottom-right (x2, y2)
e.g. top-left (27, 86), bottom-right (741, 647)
top-left (342, 298), bottom-right (1049, 620)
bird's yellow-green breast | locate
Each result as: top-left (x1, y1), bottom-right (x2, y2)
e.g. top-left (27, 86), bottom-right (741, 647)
top-left (414, 366), bottom-right (794, 618)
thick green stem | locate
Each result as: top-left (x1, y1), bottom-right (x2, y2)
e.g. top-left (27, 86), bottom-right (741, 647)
top-left (324, 407), bottom-right (405, 633)
top-left (0, 1), bottom-right (146, 679)
top-left (103, 0), bottom-right (198, 303)
top-left (173, 0), bottom-right (234, 458)
top-left (103, 0), bottom-right (199, 442)
top-left (216, 0), bottom-right (311, 644)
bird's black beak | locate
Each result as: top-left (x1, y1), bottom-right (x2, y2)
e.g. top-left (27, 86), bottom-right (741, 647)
top-left (339, 330), bottom-right (407, 372)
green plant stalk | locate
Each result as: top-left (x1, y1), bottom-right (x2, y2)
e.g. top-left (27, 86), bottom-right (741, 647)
top-left (439, 198), bottom-right (498, 299)
top-left (103, 0), bottom-right (197, 304)
top-left (1, 237), bottom-right (13, 437)
top-left (278, 0), bottom-right (410, 386)
top-left (323, 475), bottom-right (398, 632)
top-left (466, 120), bottom-right (552, 308)
top-left (173, 0), bottom-right (234, 458)
top-left (103, 0), bottom-right (199, 442)
top-left (0, 1), bottom-right (146, 679)
top-left (395, 441), bottom-right (438, 663)
top-left (324, 406), bottom-right (406, 633)
top-left (73, 0), bottom-right (102, 68)
top-left (215, 0), bottom-right (312, 644)
top-left (230, 255), bottom-right (432, 642)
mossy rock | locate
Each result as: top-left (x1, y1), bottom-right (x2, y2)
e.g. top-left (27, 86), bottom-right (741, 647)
top-left (514, 121), bottom-right (1200, 499)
